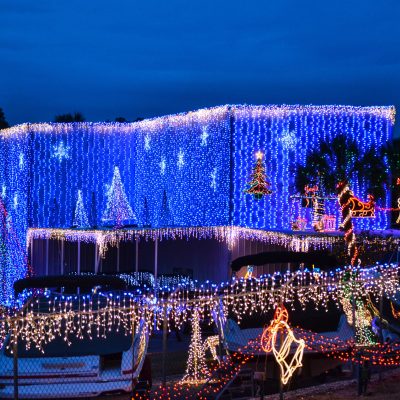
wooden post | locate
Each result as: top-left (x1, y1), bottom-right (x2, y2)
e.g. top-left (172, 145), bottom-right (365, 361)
top-left (77, 240), bottom-right (81, 275)
top-left (117, 244), bottom-right (120, 273)
top-left (162, 304), bottom-right (168, 386)
top-left (135, 240), bottom-right (139, 273)
top-left (60, 240), bottom-right (64, 275)
top-left (130, 314), bottom-right (137, 398)
top-left (154, 237), bottom-right (158, 287)
top-left (95, 243), bottom-right (101, 274)
top-left (13, 322), bottom-right (18, 400)
top-left (45, 238), bottom-right (49, 276)
top-left (29, 238), bottom-right (34, 272)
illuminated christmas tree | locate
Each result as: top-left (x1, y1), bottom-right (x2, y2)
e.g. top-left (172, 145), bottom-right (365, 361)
top-left (159, 190), bottom-right (173, 227)
top-left (244, 151), bottom-right (272, 199)
top-left (102, 166), bottom-right (136, 228)
top-left (181, 308), bottom-right (209, 384)
top-left (49, 198), bottom-right (59, 227)
top-left (0, 197), bottom-right (28, 304)
top-left (72, 190), bottom-right (90, 228)
top-left (142, 197), bottom-right (151, 227)
top-left (89, 191), bottom-right (98, 228)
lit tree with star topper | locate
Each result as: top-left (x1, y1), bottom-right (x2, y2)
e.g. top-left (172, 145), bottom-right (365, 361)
top-left (102, 166), bottom-right (137, 228)
top-left (72, 190), bottom-right (90, 229)
top-left (244, 151), bottom-right (273, 199)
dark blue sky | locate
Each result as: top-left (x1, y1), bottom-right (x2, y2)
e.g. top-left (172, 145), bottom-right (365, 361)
top-left (1, 0), bottom-right (399, 136)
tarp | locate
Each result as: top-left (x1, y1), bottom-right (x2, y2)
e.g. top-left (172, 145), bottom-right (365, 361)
top-left (14, 274), bottom-right (127, 294)
top-left (231, 250), bottom-right (338, 271)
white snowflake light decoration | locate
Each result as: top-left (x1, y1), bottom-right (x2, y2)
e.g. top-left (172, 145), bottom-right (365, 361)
top-left (52, 142), bottom-right (70, 162)
top-left (280, 131), bottom-right (297, 150)
top-left (19, 153), bottom-right (25, 169)
top-left (13, 193), bottom-right (18, 209)
top-left (200, 127), bottom-right (209, 146)
top-left (144, 134), bottom-right (151, 151)
top-left (160, 157), bottom-right (166, 175)
top-left (210, 167), bottom-right (217, 192)
top-left (177, 149), bottom-right (185, 169)
top-left (1, 185), bottom-right (6, 199)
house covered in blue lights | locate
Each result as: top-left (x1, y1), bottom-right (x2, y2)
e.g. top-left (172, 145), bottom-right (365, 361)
top-left (0, 104), bottom-right (395, 297)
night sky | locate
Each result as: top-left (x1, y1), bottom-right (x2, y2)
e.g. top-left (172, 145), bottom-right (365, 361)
top-left (1, 0), bottom-right (399, 137)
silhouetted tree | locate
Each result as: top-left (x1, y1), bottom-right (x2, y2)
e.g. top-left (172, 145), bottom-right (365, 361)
top-left (381, 139), bottom-right (400, 226)
top-left (54, 112), bottom-right (85, 122)
top-left (115, 117), bottom-right (128, 122)
top-left (295, 134), bottom-right (388, 200)
top-left (134, 117), bottom-right (144, 122)
top-left (0, 108), bottom-right (10, 129)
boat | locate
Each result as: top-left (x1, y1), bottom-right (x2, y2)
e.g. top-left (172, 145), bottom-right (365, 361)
top-left (0, 275), bottom-right (150, 399)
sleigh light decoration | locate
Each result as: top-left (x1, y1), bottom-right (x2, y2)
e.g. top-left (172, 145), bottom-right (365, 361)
top-left (348, 193), bottom-right (375, 218)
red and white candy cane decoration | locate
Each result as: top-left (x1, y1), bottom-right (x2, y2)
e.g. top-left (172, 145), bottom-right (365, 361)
top-left (337, 181), bottom-right (359, 266)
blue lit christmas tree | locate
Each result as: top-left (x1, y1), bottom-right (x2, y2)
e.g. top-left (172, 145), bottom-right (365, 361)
top-left (89, 191), bottom-right (98, 228)
top-left (159, 189), bottom-right (173, 227)
top-left (0, 196), bottom-right (28, 304)
top-left (102, 166), bottom-right (136, 228)
top-left (141, 197), bottom-right (151, 227)
top-left (49, 198), bottom-right (60, 227)
top-left (72, 190), bottom-right (90, 228)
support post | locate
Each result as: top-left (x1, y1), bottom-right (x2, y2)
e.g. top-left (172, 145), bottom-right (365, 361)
top-left (29, 238), bottom-right (34, 272)
top-left (135, 239), bottom-right (139, 273)
top-left (379, 291), bottom-right (384, 381)
top-left (162, 303), bottom-right (168, 386)
top-left (13, 323), bottom-right (18, 400)
top-left (60, 240), bottom-right (64, 275)
top-left (117, 244), bottom-right (120, 273)
top-left (154, 237), bottom-right (158, 290)
top-left (130, 313), bottom-right (137, 398)
top-left (45, 238), bottom-right (49, 276)
top-left (77, 239), bottom-right (81, 275)
top-left (95, 243), bottom-right (101, 274)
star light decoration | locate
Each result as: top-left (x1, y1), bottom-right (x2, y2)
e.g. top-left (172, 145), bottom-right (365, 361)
top-left (52, 141), bottom-right (70, 162)
top-left (160, 157), bottom-right (166, 175)
top-left (200, 127), bottom-right (209, 146)
top-left (261, 305), bottom-right (305, 385)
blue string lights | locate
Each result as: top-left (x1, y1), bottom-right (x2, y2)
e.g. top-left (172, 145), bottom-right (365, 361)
top-left (0, 104), bottom-right (395, 302)
top-left (232, 105), bottom-right (394, 230)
